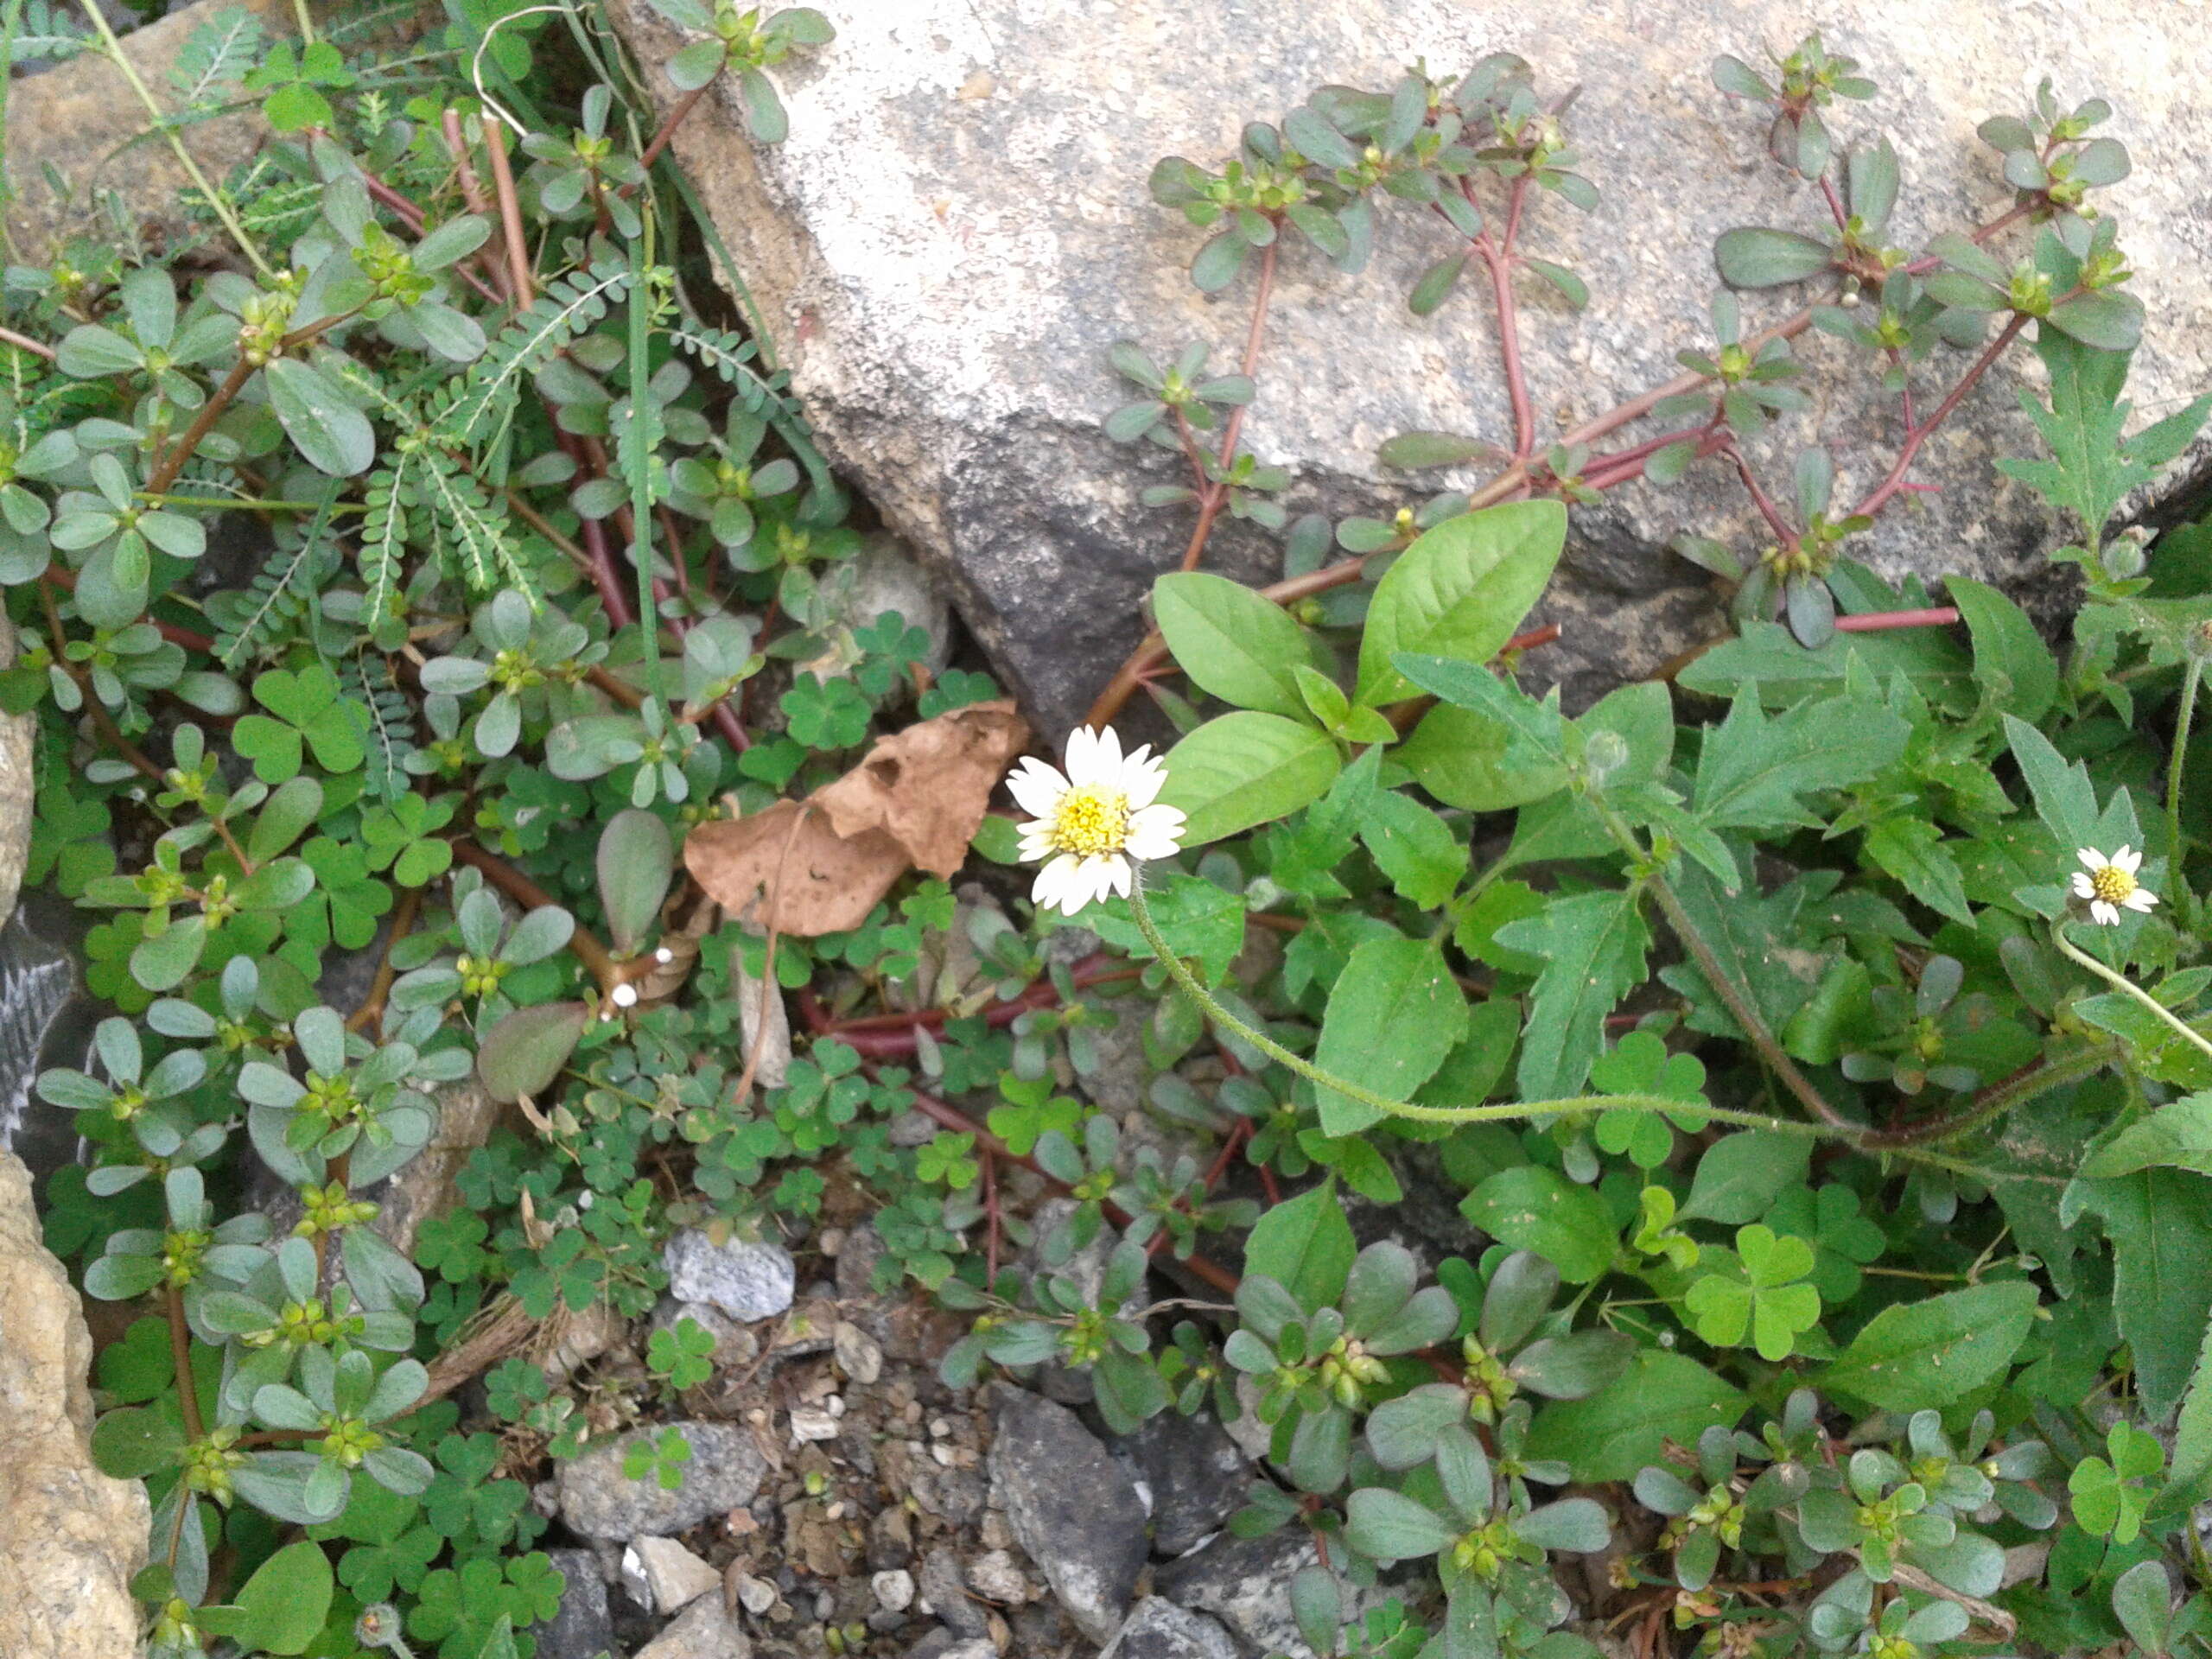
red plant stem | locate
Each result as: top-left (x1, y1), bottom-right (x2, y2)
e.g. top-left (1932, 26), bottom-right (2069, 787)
top-left (806, 954), bottom-right (1141, 1057)
top-left (1851, 315), bottom-right (2029, 518)
top-left (575, 507), bottom-right (636, 630)
top-left (449, 838), bottom-right (620, 988)
top-left (483, 115), bottom-right (536, 309)
top-left (1146, 1116), bottom-right (1253, 1262)
top-left (1834, 606), bottom-right (1960, 632)
top-left (167, 1285), bottom-right (205, 1440)
top-left (1819, 175), bottom-right (1848, 230)
top-left (632, 82), bottom-right (712, 181)
top-left (1723, 442), bottom-right (1797, 543)
top-left (1176, 235), bottom-right (1281, 573)
top-left (982, 1147), bottom-right (1001, 1284)
top-left (899, 1084), bottom-right (1241, 1296)
top-left (1476, 178), bottom-right (1537, 461)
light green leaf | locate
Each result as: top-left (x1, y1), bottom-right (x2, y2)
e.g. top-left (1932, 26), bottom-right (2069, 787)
top-left (1864, 817), bottom-right (1974, 928)
top-left (1948, 576), bottom-right (2056, 724)
top-left (1524, 1351), bottom-right (1746, 1481)
top-left (1357, 791), bottom-right (1465, 907)
top-left (596, 809), bottom-right (674, 955)
top-left (1820, 1281), bottom-right (2039, 1411)
top-left (1692, 691), bottom-right (1909, 831)
top-left (2075, 1168), bottom-right (2212, 1416)
top-left (1153, 571), bottom-right (1322, 720)
top-left (1356, 501), bottom-right (1565, 707)
top-left (1495, 890), bottom-right (1649, 1100)
top-left (1714, 226), bottom-right (1835, 287)
top-left (1679, 1131), bottom-right (1811, 1224)
top-left (1245, 1178), bottom-right (1355, 1313)
top-left (1158, 713), bottom-right (1340, 846)
top-left (1462, 1166), bottom-right (1617, 1283)
top-left (1313, 936), bottom-right (1468, 1136)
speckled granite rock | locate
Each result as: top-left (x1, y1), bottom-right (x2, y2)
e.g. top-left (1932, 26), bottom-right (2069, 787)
top-left (610, 0), bottom-right (2212, 731)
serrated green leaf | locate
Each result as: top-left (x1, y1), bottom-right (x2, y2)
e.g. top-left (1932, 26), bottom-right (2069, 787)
top-left (1313, 935), bottom-right (1468, 1136)
top-left (1495, 890), bottom-right (1649, 1100)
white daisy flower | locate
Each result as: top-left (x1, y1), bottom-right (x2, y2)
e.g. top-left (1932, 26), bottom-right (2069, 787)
top-left (1007, 725), bottom-right (1186, 917)
top-left (2071, 845), bottom-right (2158, 926)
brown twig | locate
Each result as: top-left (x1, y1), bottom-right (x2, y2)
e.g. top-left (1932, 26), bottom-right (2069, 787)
top-left (146, 357), bottom-right (251, 497)
top-left (167, 1284), bottom-right (205, 1440)
top-left (0, 323), bottom-right (54, 361)
top-left (482, 114), bottom-right (536, 310)
top-left (346, 884), bottom-right (423, 1035)
top-left (1834, 606), bottom-right (1961, 633)
top-left (631, 82), bottom-right (712, 181)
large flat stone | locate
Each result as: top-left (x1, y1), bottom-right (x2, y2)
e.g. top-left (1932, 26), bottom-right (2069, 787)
top-left (613, 0), bottom-right (2212, 732)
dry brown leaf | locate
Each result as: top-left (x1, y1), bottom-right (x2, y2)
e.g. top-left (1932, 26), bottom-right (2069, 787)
top-left (682, 701), bottom-right (1030, 937)
top-left (813, 699), bottom-right (1029, 876)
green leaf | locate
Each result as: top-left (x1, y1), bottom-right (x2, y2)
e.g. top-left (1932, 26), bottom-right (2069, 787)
top-left (1693, 691), bottom-right (1910, 831)
top-left (2047, 291), bottom-right (2143, 353)
top-left (2111, 1560), bottom-right (2174, 1656)
top-left (1461, 1166), bottom-right (1617, 1283)
top-left (231, 1540), bottom-right (335, 1655)
top-left (1864, 817), bottom-right (1974, 929)
top-left (1377, 430), bottom-right (1498, 470)
top-left (1524, 1351), bottom-right (1746, 1482)
top-left (1245, 1178), bottom-right (1356, 1313)
top-left (1393, 702), bottom-right (1565, 813)
top-left (2001, 715), bottom-right (2101, 857)
top-left (1679, 1131), bottom-right (1811, 1224)
top-left (247, 777), bottom-right (324, 866)
top-left (1495, 891), bottom-right (1649, 1100)
top-left (264, 358), bottom-right (375, 478)
top-left (1088, 874), bottom-right (1246, 988)
top-left (1355, 501), bottom-right (1565, 707)
top-left (1158, 713), bottom-right (1340, 846)
top-left (596, 809), bottom-right (673, 955)
top-left (2082, 1092), bottom-right (2212, 1180)
top-left (1948, 576), bottom-right (2056, 723)
top-left (1994, 328), bottom-right (2174, 545)
top-left (1344, 1488), bottom-right (1458, 1560)
top-left (1714, 227), bottom-right (1835, 287)
top-left (1819, 1281), bottom-right (2039, 1411)
top-left (2076, 1168), bottom-right (2212, 1416)
top-left (1312, 936), bottom-right (1469, 1136)
top-left (475, 1001), bottom-right (590, 1103)
top-left (1152, 571), bottom-right (1320, 720)
top-left (1357, 791), bottom-right (1465, 907)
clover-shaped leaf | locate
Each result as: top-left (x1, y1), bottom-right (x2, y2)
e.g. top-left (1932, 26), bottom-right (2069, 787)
top-left (233, 666), bottom-right (368, 783)
top-left (1591, 1032), bottom-right (1710, 1167)
top-left (1683, 1224), bottom-right (1821, 1361)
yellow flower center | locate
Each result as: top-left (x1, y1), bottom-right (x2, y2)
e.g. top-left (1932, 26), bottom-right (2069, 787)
top-left (2089, 864), bottom-right (2137, 906)
top-left (1048, 784), bottom-right (1130, 858)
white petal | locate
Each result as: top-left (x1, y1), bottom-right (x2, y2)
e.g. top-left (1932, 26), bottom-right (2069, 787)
top-left (2090, 899), bottom-right (2120, 925)
top-left (2127, 887), bottom-right (2159, 911)
top-left (1062, 725), bottom-right (1114, 787)
top-left (1007, 760), bottom-right (1069, 819)
top-left (2072, 873), bottom-right (2096, 898)
top-left (1125, 804), bottom-right (1187, 861)
top-left (1092, 724), bottom-right (1125, 777)
top-left (1121, 752), bottom-right (1169, 810)
top-left (2114, 846), bottom-right (2141, 873)
top-left (1106, 854), bottom-right (1134, 899)
top-left (1033, 854), bottom-right (1080, 911)
top-left (1063, 856), bottom-right (1114, 915)
top-left (2078, 847), bottom-right (2108, 873)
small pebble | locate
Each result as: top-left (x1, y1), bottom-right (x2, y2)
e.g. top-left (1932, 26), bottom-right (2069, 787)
top-left (791, 1407), bottom-right (840, 1441)
top-left (965, 1550), bottom-right (1028, 1605)
top-left (734, 1573), bottom-right (777, 1614)
top-left (928, 1417), bottom-right (951, 1438)
top-left (872, 1568), bottom-right (917, 1613)
top-left (931, 1442), bottom-right (955, 1466)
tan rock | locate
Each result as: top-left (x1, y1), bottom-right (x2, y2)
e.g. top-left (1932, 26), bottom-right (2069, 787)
top-left (610, 0), bottom-right (2212, 732)
top-left (0, 1142), bottom-right (149, 1658)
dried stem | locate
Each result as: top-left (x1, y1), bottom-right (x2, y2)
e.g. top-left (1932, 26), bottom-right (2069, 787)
top-left (483, 114), bottom-right (536, 309)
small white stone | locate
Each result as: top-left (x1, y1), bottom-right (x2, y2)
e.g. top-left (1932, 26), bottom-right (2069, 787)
top-left (965, 1549), bottom-right (1029, 1605)
top-left (791, 1406), bottom-right (840, 1442)
top-left (872, 1568), bottom-right (916, 1613)
top-left (627, 1535), bottom-right (720, 1615)
top-left (931, 1441), bottom-right (956, 1466)
top-left (834, 1318), bottom-right (884, 1385)
top-left (928, 1417), bottom-right (952, 1438)
top-left (825, 1394), bottom-right (846, 1418)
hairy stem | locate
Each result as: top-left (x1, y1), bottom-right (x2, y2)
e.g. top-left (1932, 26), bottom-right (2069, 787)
top-left (1865, 1039), bottom-right (2118, 1148)
top-left (2051, 923), bottom-right (2212, 1062)
top-left (2170, 654), bottom-right (2202, 925)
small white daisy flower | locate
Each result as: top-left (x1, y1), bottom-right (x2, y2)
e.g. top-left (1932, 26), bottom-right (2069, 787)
top-left (2071, 845), bottom-right (2158, 926)
top-left (1007, 724), bottom-right (1186, 917)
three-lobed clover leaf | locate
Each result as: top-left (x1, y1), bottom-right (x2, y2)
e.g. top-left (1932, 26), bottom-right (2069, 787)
top-left (1682, 1224), bottom-right (1822, 1362)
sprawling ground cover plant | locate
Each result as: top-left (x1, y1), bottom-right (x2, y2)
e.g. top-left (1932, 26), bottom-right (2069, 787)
top-left (6, 4), bottom-right (2212, 1656)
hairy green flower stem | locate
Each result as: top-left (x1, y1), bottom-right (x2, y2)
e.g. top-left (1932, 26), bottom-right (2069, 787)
top-left (1123, 881), bottom-right (2082, 1187)
top-left (2051, 922), bottom-right (2212, 1063)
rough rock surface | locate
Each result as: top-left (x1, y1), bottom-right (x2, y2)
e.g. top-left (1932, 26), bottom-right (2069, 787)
top-left (559, 1421), bottom-right (769, 1539)
top-left (1111, 1407), bottom-right (1251, 1557)
top-left (635, 1592), bottom-right (753, 1658)
top-left (3, 0), bottom-right (428, 261)
top-left (985, 1387), bottom-right (1149, 1642)
top-left (1154, 1525), bottom-right (1389, 1659)
top-left (537, 1548), bottom-right (619, 1659)
top-left (1101, 1598), bottom-right (1243, 1659)
top-left (0, 1142), bottom-right (149, 1657)
top-left (664, 1229), bottom-right (798, 1321)
top-left (613, 0), bottom-right (2212, 733)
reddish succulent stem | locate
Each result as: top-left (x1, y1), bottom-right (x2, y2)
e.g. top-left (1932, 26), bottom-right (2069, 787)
top-left (1722, 441), bottom-right (1798, 544)
top-left (1851, 315), bottom-right (2029, 519)
top-left (801, 955), bottom-right (1144, 1058)
top-left (1474, 177), bottom-right (1538, 461)
top-left (1176, 235), bottom-right (1281, 573)
top-left (1833, 607), bottom-right (1961, 632)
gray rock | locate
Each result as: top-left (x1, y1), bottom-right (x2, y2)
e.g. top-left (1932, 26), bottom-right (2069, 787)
top-left (873, 1567), bottom-right (917, 1612)
top-left (1101, 1598), bottom-right (1243, 1659)
top-left (537, 1548), bottom-right (619, 1659)
top-left (0, 893), bottom-right (97, 1175)
top-left (635, 1594), bottom-right (752, 1659)
top-left (916, 1547), bottom-right (987, 1639)
top-left (936, 1645), bottom-right (995, 1659)
top-left (1111, 1409), bottom-right (1251, 1557)
top-left (901, 1632), bottom-right (962, 1659)
top-left (0, 1141), bottom-right (148, 1659)
top-left (559, 1421), bottom-right (769, 1540)
top-left (652, 1298), bottom-right (761, 1369)
top-left (663, 1230), bottom-right (797, 1322)
top-left (627, 1535), bottom-right (722, 1614)
top-left (987, 1388), bottom-right (1149, 1642)
top-left (613, 0), bottom-right (2212, 736)
top-left (1155, 1527), bottom-right (1390, 1659)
